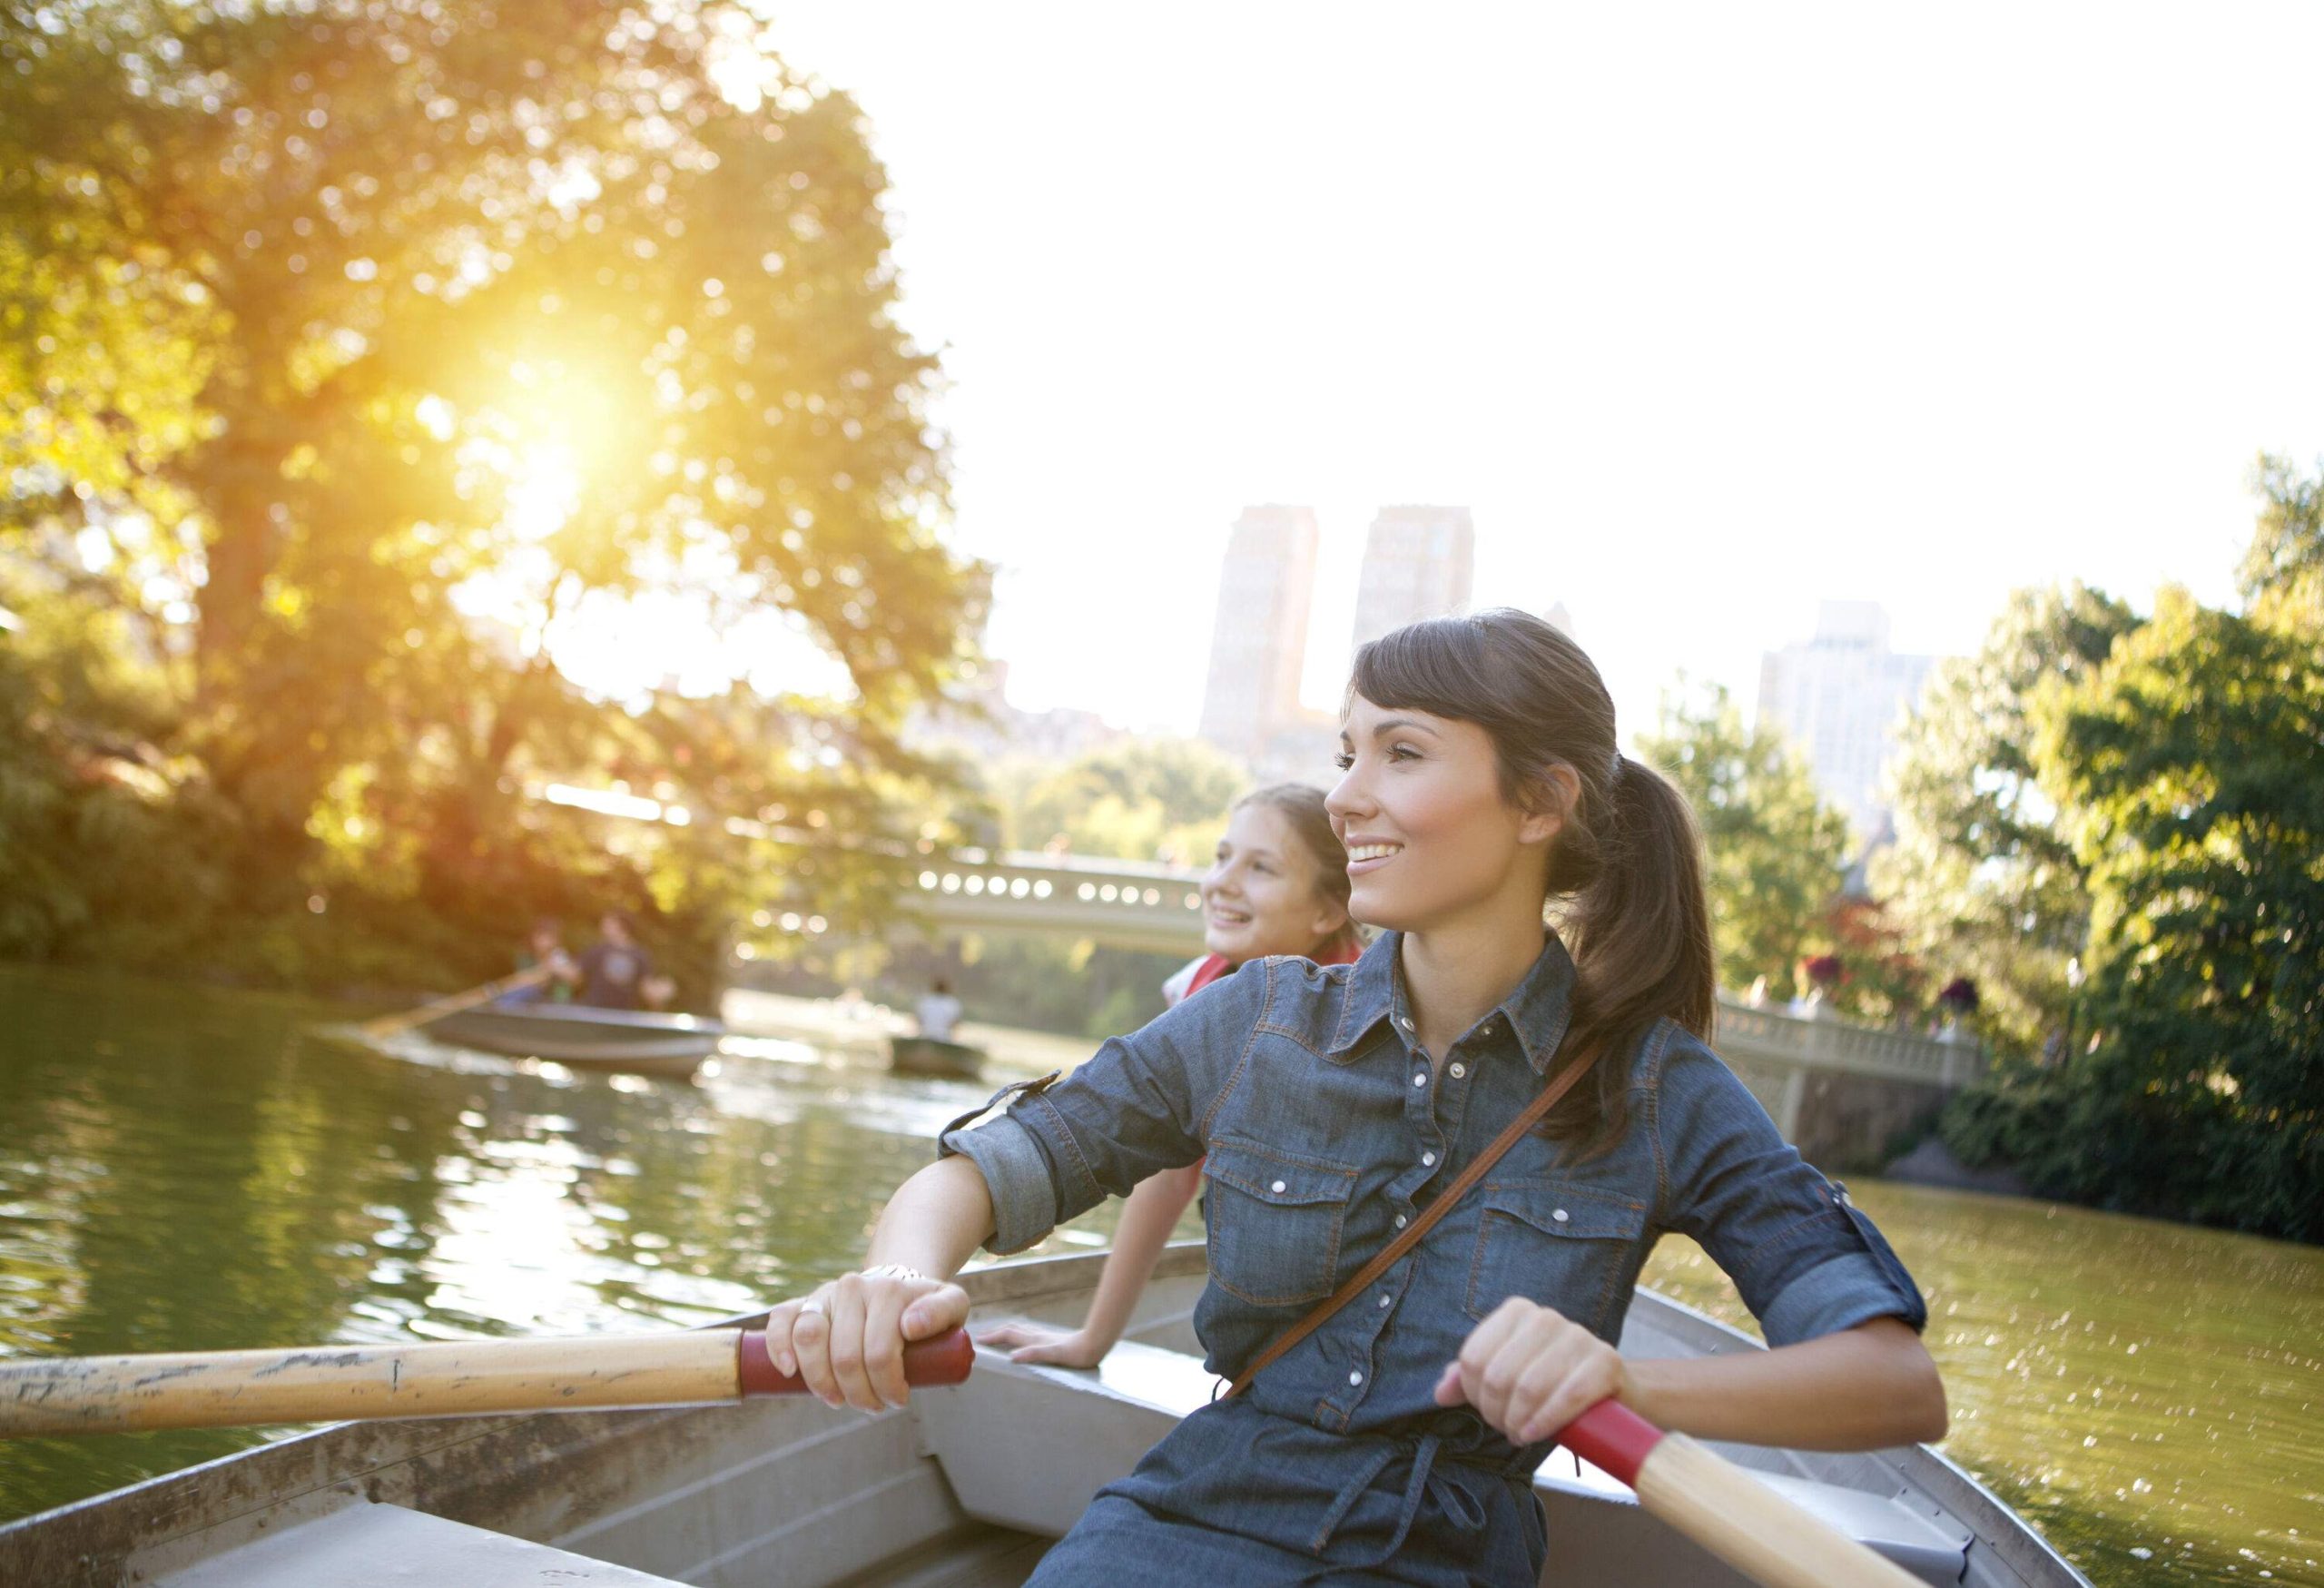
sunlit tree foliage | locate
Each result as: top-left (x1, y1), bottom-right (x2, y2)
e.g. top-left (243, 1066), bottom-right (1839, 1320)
top-left (1869, 585), bottom-right (2141, 1052)
top-left (1638, 681), bottom-right (1852, 999)
top-left (2, 1), bottom-right (987, 991)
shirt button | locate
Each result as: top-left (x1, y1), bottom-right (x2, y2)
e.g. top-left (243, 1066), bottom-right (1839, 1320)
top-left (1393, 1214), bottom-right (1408, 1228)
top-left (1397, 1015), bottom-right (1413, 1031)
top-left (1480, 1024), bottom-right (1494, 1038)
top-left (1271, 1179), bottom-right (1286, 1194)
top-left (1552, 1208), bottom-right (1570, 1223)
top-left (1448, 1062), bottom-right (1467, 1080)
top-left (1378, 1294), bottom-right (1393, 1308)
top-left (1411, 1071), bottom-right (1427, 1088)
top-left (1421, 1152), bottom-right (1436, 1167)
top-left (1349, 1370), bottom-right (1364, 1386)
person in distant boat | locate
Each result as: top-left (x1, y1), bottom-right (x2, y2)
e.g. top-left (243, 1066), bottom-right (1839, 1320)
top-left (574, 912), bottom-right (653, 1011)
top-left (978, 784), bottom-right (1361, 1370)
top-left (763, 610), bottom-right (1945, 1588)
top-left (915, 979), bottom-right (964, 1043)
top-left (501, 918), bottom-right (576, 1005)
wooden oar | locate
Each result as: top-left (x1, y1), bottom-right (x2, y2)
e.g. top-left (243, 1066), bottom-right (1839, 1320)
top-left (1561, 1400), bottom-right (1922, 1588)
top-left (359, 962), bottom-right (556, 1041)
top-left (0, 1327), bottom-right (974, 1437)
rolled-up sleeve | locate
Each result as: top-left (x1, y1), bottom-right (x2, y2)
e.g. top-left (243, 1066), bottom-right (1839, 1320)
top-left (939, 971), bottom-right (1252, 1255)
top-left (1652, 1031), bottom-right (1928, 1346)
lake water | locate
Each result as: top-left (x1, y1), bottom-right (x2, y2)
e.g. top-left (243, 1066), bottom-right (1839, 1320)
top-left (0, 966), bottom-right (2317, 1583)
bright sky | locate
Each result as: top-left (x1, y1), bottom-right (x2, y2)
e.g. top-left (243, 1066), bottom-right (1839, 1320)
top-left (759, 3), bottom-right (2324, 740)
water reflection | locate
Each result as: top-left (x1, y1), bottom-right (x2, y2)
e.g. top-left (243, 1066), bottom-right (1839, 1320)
top-left (1643, 1184), bottom-right (2324, 1586)
top-left (1, 966), bottom-right (2318, 1588)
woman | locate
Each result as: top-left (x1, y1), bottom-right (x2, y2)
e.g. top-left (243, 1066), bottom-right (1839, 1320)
top-left (980, 783), bottom-right (1362, 1370)
top-left (765, 611), bottom-right (1945, 1586)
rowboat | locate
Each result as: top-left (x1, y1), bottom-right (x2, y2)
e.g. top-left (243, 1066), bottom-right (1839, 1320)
top-left (423, 1003), bottom-right (724, 1079)
top-left (0, 1245), bottom-right (2087, 1588)
top-left (891, 1032), bottom-right (987, 1080)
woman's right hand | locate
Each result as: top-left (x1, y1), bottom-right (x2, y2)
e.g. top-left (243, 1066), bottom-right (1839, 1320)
top-left (975, 1320), bottom-right (1112, 1368)
top-left (763, 1269), bottom-right (970, 1412)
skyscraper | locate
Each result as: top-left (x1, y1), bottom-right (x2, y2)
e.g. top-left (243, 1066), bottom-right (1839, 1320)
top-left (1197, 506), bottom-right (1320, 760)
top-left (1351, 506), bottom-right (1475, 649)
top-left (1757, 601), bottom-right (1936, 844)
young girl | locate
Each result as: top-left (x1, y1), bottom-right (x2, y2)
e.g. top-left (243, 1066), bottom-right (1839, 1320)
top-left (766, 611), bottom-right (1945, 1586)
top-left (980, 784), bottom-right (1363, 1370)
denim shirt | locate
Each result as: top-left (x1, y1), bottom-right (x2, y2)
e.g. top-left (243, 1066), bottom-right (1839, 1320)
top-left (940, 930), bottom-right (1925, 1461)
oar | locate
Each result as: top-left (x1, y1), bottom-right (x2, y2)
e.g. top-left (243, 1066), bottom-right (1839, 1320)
top-left (359, 962), bottom-right (556, 1041)
top-left (1561, 1400), bottom-right (1922, 1588)
top-left (0, 1327), bottom-right (974, 1437)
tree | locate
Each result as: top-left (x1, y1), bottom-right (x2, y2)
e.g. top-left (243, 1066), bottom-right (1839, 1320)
top-left (2, 2), bottom-right (987, 988)
top-left (2242, 453), bottom-right (2324, 631)
top-left (1947, 589), bottom-right (2323, 1239)
top-left (1869, 585), bottom-right (2141, 1052)
top-left (1006, 739), bottom-right (1248, 866)
top-left (1637, 682), bottom-right (1852, 997)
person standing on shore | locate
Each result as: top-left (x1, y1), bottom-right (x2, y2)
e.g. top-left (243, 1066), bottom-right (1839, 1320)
top-left (979, 784), bottom-right (1361, 1368)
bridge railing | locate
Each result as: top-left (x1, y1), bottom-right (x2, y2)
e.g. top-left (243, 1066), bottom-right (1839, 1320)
top-left (1712, 999), bottom-right (1983, 1089)
top-left (904, 849), bottom-right (1209, 957)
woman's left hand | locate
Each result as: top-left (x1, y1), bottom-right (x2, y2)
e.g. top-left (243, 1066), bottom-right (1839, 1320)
top-left (1433, 1297), bottom-right (1632, 1446)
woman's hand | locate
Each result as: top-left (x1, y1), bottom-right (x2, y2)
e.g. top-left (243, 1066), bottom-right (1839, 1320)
top-left (1434, 1297), bottom-right (1631, 1446)
top-left (762, 1269), bottom-right (970, 1413)
top-left (974, 1320), bottom-right (1110, 1368)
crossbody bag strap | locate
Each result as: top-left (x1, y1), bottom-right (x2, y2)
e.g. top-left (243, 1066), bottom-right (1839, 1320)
top-left (1220, 1041), bottom-right (1600, 1401)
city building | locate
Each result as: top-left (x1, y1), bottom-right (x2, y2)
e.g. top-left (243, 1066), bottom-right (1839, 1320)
top-left (1196, 505), bottom-right (1320, 762)
top-left (1350, 505), bottom-right (1475, 649)
top-left (1756, 601), bottom-right (1936, 845)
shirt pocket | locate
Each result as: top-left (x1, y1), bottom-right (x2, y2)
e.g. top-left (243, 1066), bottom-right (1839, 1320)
top-left (1462, 1182), bottom-right (1648, 1329)
top-left (1202, 1139), bottom-right (1361, 1307)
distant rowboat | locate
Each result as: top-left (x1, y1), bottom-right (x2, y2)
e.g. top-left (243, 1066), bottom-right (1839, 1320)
top-left (891, 1033), bottom-right (987, 1080)
top-left (424, 1003), bottom-right (723, 1080)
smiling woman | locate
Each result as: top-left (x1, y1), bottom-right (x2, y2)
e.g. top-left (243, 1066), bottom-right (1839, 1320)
top-left (761, 608), bottom-right (1945, 1587)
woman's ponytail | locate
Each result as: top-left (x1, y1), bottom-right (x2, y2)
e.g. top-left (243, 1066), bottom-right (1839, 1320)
top-left (1552, 752), bottom-right (1717, 1148)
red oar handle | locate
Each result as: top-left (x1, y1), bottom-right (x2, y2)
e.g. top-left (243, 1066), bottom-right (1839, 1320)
top-left (1558, 1397), bottom-right (1666, 1484)
top-left (734, 1327), bottom-right (975, 1396)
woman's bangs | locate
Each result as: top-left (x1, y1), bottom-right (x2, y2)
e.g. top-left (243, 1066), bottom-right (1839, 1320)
top-left (1346, 616), bottom-right (1490, 723)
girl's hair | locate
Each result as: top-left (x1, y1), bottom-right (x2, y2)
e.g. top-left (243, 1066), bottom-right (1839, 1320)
top-left (1234, 783), bottom-right (1362, 958)
top-left (1348, 609), bottom-right (1715, 1148)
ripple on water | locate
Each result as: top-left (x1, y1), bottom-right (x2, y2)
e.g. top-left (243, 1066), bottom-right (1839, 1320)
top-left (1641, 1179), bottom-right (2324, 1587)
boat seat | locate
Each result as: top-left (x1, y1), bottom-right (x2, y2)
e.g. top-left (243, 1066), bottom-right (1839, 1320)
top-left (924, 1331), bottom-right (1970, 1587)
top-left (156, 1500), bottom-right (690, 1588)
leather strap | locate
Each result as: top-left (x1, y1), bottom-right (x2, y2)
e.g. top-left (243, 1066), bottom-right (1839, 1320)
top-left (1221, 1040), bottom-right (1600, 1401)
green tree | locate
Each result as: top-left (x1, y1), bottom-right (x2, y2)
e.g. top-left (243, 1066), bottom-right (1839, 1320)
top-left (1948, 589), bottom-right (2322, 1239)
top-left (1869, 585), bottom-right (2141, 1052)
top-left (1638, 681), bottom-right (1851, 996)
top-left (1007, 739), bottom-right (1248, 865)
top-left (2242, 452), bottom-right (2324, 630)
